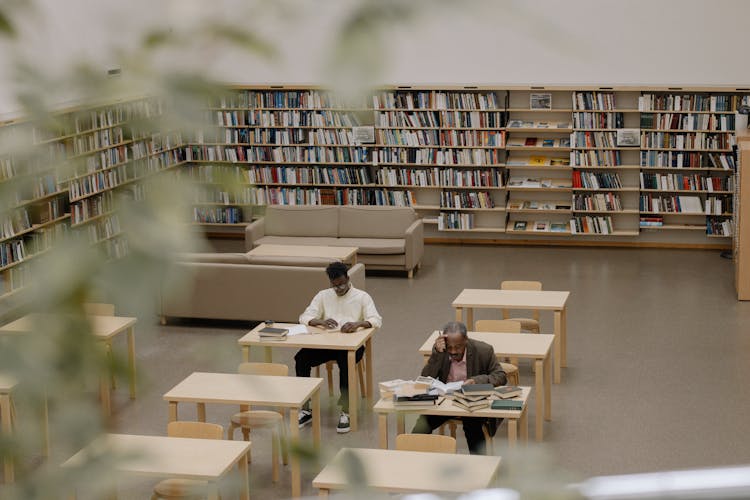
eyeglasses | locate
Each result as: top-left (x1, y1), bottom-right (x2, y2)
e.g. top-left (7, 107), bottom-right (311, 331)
top-left (331, 281), bottom-right (350, 292)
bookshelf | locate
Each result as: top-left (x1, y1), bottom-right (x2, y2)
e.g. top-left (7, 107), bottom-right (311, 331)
top-left (505, 90), bottom-right (573, 236)
top-left (735, 124), bottom-right (750, 300)
top-left (638, 92), bottom-right (739, 237)
top-left (0, 96), bottom-right (182, 302)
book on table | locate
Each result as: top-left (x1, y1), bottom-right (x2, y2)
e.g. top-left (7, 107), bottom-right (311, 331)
top-left (393, 393), bottom-right (440, 406)
top-left (493, 386), bottom-right (523, 399)
top-left (490, 399), bottom-right (524, 411)
top-left (259, 326), bottom-right (288, 340)
top-left (452, 398), bottom-right (490, 412)
top-left (459, 383), bottom-right (495, 397)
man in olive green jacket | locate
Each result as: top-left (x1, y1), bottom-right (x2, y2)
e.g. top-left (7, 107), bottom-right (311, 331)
top-left (412, 321), bottom-right (506, 454)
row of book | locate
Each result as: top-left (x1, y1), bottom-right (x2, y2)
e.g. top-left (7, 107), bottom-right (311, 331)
top-left (641, 132), bottom-right (732, 150)
top-left (101, 236), bottom-right (129, 260)
top-left (508, 201), bottom-right (571, 211)
top-left (373, 148), bottom-right (503, 166)
top-left (574, 192), bottom-right (623, 211)
top-left (639, 94), bottom-right (740, 113)
top-left (375, 110), bottom-right (506, 129)
top-left (639, 173), bottom-right (734, 192)
top-left (0, 158), bottom-right (16, 181)
top-left (68, 167), bottom-right (125, 201)
top-left (85, 215), bottom-right (121, 244)
top-left (215, 110), bottom-right (361, 128)
top-left (512, 220), bottom-right (568, 233)
top-left (507, 137), bottom-right (571, 148)
top-left (194, 188), bottom-right (257, 205)
top-left (570, 131), bottom-right (618, 148)
top-left (0, 209), bottom-right (32, 240)
top-left (130, 132), bottom-right (183, 159)
top-left (570, 150), bottom-right (621, 167)
top-left (71, 191), bottom-right (114, 225)
top-left (572, 112), bottom-right (624, 129)
top-left (0, 262), bottom-right (32, 293)
top-left (216, 91), bottom-right (363, 110)
top-left (507, 177), bottom-right (571, 189)
top-left (437, 212), bottom-right (474, 230)
top-left (639, 195), bottom-right (732, 214)
top-left (192, 207), bottom-right (246, 224)
top-left (639, 216), bottom-right (663, 227)
top-left (71, 127), bottom-right (127, 156)
top-left (377, 129), bottom-right (504, 147)
top-left (376, 167), bottom-right (504, 188)
top-left (507, 120), bottom-right (571, 129)
top-left (572, 171), bottom-right (623, 189)
top-left (640, 113), bottom-right (735, 131)
top-left (572, 91), bottom-right (618, 111)
top-left (373, 91), bottom-right (501, 111)
top-left (243, 166), bottom-right (372, 186)
top-left (0, 239), bottom-right (27, 268)
top-left (240, 187), bottom-right (416, 207)
top-left (506, 156), bottom-right (570, 167)
top-left (639, 151), bottom-right (735, 169)
top-left (70, 146), bottom-right (130, 179)
top-left (440, 191), bottom-right (496, 209)
top-left (707, 219), bottom-right (734, 236)
top-left (184, 145), bottom-right (370, 164)
top-left (569, 215), bottom-right (614, 234)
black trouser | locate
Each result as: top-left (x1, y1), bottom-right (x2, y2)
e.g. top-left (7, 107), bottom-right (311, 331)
top-left (412, 415), bottom-right (490, 455)
top-left (294, 346), bottom-right (365, 412)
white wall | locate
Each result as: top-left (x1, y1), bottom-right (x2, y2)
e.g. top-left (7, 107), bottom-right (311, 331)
top-left (1, 0), bottom-right (750, 116)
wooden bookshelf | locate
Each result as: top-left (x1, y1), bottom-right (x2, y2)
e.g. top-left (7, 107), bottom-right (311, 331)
top-left (735, 124), bottom-right (750, 299)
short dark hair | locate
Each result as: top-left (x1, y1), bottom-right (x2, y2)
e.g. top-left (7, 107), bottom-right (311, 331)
top-left (326, 261), bottom-right (348, 281)
top-left (443, 321), bottom-right (467, 337)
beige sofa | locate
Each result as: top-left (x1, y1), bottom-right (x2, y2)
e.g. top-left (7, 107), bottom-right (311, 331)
top-left (158, 252), bottom-right (366, 323)
top-left (245, 206), bottom-right (424, 278)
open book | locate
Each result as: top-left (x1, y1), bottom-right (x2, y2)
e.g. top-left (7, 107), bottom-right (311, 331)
top-left (416, 376), bottom-right (464, 395)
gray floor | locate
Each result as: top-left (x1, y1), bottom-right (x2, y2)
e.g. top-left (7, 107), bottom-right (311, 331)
top-left (98, 243), bottom-right (750, 498)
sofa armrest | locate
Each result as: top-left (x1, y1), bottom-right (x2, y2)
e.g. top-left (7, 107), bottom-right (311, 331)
top-left (403, 219), bottom-right (424, 271)
top-left (348, 263), bottom-right (366, 290)
top-left (244, 218), bottom-right (265, 251)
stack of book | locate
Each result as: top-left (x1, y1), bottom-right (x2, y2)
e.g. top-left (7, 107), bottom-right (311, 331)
top-left (452, 384), bottom-right (524, 412)
top-left (258, 326), bottom-right (288, 341)
top-left (392, 393), bottom-right (440, 407)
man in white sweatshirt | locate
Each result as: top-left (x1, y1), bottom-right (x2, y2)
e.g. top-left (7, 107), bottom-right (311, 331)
top-left (296, 261), bottom-right (382, 433)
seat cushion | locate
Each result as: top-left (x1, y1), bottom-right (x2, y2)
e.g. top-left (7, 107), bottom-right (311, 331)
top-left (153, 478), bottom-right (209, 497)
top-left (264, 206), bottom-right (339, 237)
top-left (175, 252), bottom-right (251, 264)
top-left (335, 238), bottom-right (405, 254)
top-left (254, 236), bottom-right (340, 247)
top-left (339, 206), bottom-right (416, 238)
top-left (246, 254), bottom-right (339, 267)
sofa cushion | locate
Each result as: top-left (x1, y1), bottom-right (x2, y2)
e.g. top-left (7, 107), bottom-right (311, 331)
top-left (334, 238), bottom-right (405, 254)
top-left (255, 236), bottom-right (341, 247)
top-left (176, 252), bottom-right (251, 264)
top-left (339, 206), bottom-right (416, 238)
top-left (264, 206), bottom-right (339, 237)
top-left (246, 255), bottom-right (339, 267)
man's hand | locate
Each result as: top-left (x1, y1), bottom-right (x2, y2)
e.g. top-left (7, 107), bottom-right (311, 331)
top-left (435, 335), bottom-right (447, 353)
top-left (310, 318), bottom-right (338, 330)
top-left (341, 321), bottom-right (364, 333)
top-left (464, 378), bottom-right (475, 385)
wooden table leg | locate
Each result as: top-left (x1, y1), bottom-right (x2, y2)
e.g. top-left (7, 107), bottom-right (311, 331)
top-left (207, 484), bottom-right (221, 500)
top-left (534, 359), bottom-right (544, 442)
top-left (311, 391), bottom-right (321, 449)
top-left (553, 310), bottom-right (562, 384)
top-left (42, 394), bottom-right (50, 457)
top-left (264, 347), bottom-right (273, 363)
top-left (396, 413), bottom-right (405, 435)
top-left (1, 393), bottom-right (13, 483)
top-left (560, 307), bottom-right (567, 367)
top-left (197, 403), bottom-right (206, 422)
top-left (455, 307), bottom-right (462, 322)
top-left (242, 346), bottom-right (249, 363)
top-left (365, 339), bottom-right (374, 401)
top-left (99, 374), bottom-right (111, 418)
top-left (168, 402), bottom-right (178, 422)
top-left (544, 355), bottom-right (551, 422)
top-left (378, 414), bottom-right (388, 449)
top-left (289, 408), bottom-right (301, 498)
top-left (507, 418), bottom-right (517, 448)
top-left (237, 452), bottom-right (250, 500)
top-left (318, 489), bottom-right (329, 498)
top-left (126, 328), bottom-right (136, 399)
top-left (521, 407), bottom-right (529, 442)
top-left (347, 350), bottom-right (358, 432)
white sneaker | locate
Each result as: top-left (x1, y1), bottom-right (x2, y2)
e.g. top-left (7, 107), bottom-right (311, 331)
top-left (337, 411), bottom-right (350, 433)
top-left (298, 409), bottom-right (312, 428)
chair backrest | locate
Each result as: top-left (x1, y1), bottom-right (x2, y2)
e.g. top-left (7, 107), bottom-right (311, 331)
top-left (499, 362), bottom-right (521, 386)
top-left (238, 362), bottom-right (289, 377)
top-left (499, 281), bottom-right (542, 321)
top-left (83, 302), bottom-right (115, 315)
top-left (395, 433), bottom-right (457, 453)
top-left (167, 421), bottom-right (224, 440)
top-left (474, 319), bottom-right (522, 333)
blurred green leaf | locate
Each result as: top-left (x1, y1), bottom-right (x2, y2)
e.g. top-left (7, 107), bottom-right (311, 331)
top-left (0, 9), bottom-right (15, 37)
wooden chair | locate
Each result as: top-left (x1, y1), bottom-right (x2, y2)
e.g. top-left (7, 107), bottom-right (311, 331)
top-left (474, 319), bottom-right (522, 377)
top-left (228, 362), bottom-right (288, 482)
top-left (313, 359), bottom-right (366, 399)
top-left (152, 421), bottom-right (224, 500)
top-left (499, 281), bottom-right (542, 333)
top-left (395, 433), bottom-right (456, 453)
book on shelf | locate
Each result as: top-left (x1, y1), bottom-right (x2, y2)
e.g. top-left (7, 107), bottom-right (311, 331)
top-left (524, 137), bottom-right (538, 147)
top-left (556, 122), bottom-right (572, 128)
top-left (508, 201), bottom-right (523, 210)
top-left (459, 383), bottom-right (495, 397)
top-left (507, 119), bottom-right (526, 128)
top-left (490, 399), bottom-right (524, 411)
top-left (536, 121), bottom-right (550, 128)
top-left (556, 203), bottom-right (572, 210)
top-left (550, 158), bottom-right (570, 166)
top-left (493, 386), bottom-right (523, 399)
top-left (542, 139), bottom-right (554, 147)
top-left (508, 178), bottom-right (541, 188)
top-left (533, 221), bottom-right (550, 232)
top-left (506, 137), bottom-right (526, 147)
top-left (513, 220), bottom-right (528, 231)
top-left (529, 156), bottom-right (549, 165)
top-left (525, 201), bottom-right (539, 209)
top-left (550, 222), bottom-right (568, 232)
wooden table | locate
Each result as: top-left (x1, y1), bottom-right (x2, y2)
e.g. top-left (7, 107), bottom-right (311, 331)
top-left (238, 322), bottom-right (376, 432)
top-left (249, 244), bottom-right (359, 265)
top-left (313, 447), bottom-right (501, 497)
top-left (452, 289), bottom-right (570, 383)
top-left (163, 371), bottom-right (323, 498)
top-left (418, 330), bottom-right (553, 441)
top-left (0, 314), bottom-right (137, 417)
top-left (62, 433), bottom-right (251, 500)
top-left (373, 387), bottom-right (530, 450)
top-left (0, 375), bottom-right (16, 483)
